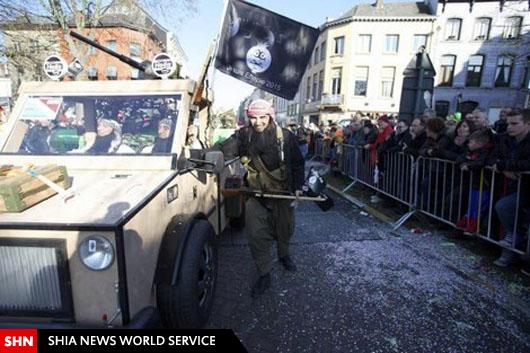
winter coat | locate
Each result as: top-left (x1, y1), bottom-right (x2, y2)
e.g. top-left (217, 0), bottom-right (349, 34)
top-left (488, 132), bottom-right (530, 205)
top-left (403, 132), bottom-right (427, 158)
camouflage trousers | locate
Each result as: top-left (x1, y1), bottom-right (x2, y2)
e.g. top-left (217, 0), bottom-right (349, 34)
top-left (245, 197), bottom-right (295, 275)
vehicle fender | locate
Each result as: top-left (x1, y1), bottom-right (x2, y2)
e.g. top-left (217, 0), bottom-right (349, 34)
top-left (154, 213), bottom-right (208, 287)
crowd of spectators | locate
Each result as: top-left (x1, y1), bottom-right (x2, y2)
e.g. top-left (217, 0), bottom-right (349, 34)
top-left (303, 107), bottom-right (530, 273)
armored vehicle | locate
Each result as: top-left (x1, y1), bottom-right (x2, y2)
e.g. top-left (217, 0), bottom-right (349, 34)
top-left (0, 73), bottom-right (231, 328)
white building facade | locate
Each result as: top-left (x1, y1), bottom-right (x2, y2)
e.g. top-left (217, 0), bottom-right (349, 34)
top-left (302, 0), bottom-right (436, 125)
top-left (427, 0), bottom-right (530, 119)
top-left (273, 93), bottom-right (302, 127)
top-left (166, 32), bottom-right (188, 78)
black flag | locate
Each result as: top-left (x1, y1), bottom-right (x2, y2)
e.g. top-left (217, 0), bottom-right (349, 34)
top-left (214, 0), bottom-right (320, 100)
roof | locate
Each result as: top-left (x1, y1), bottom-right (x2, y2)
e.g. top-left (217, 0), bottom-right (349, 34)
top-left (330, 0), bottom-right (434, 26)
top-left (101, 0), bottom-right (168, 44)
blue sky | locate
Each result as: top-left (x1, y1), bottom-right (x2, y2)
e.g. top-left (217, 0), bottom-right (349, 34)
top-left (172, 0), bottom-right (412, 111)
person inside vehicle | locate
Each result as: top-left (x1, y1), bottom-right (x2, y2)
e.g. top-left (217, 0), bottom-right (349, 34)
top-left (142, 118), bottom-right (175, 153)
top-left (19, 118), bottom-right (54, 154)
top-left (85, 118), bottom-right (123, 154)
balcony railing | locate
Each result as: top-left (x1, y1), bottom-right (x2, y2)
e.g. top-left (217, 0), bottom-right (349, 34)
top-left (303, 100), bottom-right (320, 113)
top-left (321, 94), bottom-right (344, 106)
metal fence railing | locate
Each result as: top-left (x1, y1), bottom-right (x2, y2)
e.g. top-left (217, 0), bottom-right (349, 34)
top-left (310, 137), bottom-right (325, 161)
top-left (316, 136), bottom-right (530, 257)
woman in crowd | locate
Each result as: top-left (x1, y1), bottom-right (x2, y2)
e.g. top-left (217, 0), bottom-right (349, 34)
top-left (438, 119), bottom-right (476, 161)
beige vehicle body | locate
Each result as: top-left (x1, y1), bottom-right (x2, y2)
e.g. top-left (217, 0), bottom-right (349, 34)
top-left (0, 79), bottom-right (232, 328)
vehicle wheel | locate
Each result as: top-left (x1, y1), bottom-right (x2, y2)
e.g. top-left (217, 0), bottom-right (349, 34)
top-left (157, 220), bottom-right (218, 328)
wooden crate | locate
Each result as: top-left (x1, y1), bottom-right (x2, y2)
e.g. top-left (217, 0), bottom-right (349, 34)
top-left (0, 165), bottom-right (71, 213)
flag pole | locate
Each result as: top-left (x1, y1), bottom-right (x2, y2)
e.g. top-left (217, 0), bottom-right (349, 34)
top-left (213, 0), bottom-right (230, 60)
top-left (192, 0), bottom-right (230, 106)
top-left (208, 0), bottom-right (230, 96)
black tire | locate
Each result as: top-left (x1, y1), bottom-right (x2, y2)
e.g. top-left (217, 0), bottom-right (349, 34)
top-left (157, 220), bottom-right (218, 328)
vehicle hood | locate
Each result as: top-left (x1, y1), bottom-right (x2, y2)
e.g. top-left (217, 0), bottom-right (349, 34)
top-left (0, 169), bottom-right (176, 227)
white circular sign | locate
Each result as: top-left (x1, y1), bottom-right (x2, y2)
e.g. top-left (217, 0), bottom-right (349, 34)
top-left (246, 45), bottom-right (272, 74)
top-left (151, 53), bottom-right (176, 79)
top-left (43, 55), bottom-right (68, 81)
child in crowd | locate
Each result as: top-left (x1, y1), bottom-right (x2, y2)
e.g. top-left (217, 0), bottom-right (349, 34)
top-left (456, 129), bottom-right (494, 233)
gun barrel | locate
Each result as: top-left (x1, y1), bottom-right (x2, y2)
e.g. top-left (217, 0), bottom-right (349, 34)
top-left (69, 31), bottom-right (146, 71)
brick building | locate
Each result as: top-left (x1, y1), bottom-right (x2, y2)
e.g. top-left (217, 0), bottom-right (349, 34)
top-left (1, 0), bottom-right (186, 91)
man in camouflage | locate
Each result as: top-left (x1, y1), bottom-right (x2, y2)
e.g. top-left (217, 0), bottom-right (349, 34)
top-left (217, 99), bottom-right (305, 297)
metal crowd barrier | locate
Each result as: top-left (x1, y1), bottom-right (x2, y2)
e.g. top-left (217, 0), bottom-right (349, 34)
top-left (333, 145), bottom-right (529, 256)
top-left (310, 137), bottom-right (325, 161)
top-left (339, 145), bottom-right (416, 227)
top-left (415, 157), bottom-right (529, 256)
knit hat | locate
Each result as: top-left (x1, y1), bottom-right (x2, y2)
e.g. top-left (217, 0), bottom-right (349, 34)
top-left (246, 99), bottom-right (275, 119)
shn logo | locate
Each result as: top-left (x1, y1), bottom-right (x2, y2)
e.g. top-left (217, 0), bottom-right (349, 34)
top-left (4, 336), bottom-right (33, 347)
top-left (0, 329), bottom-right (37, 353)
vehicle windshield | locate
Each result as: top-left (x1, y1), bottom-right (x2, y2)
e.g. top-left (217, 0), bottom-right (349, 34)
top-left (5, 94), bottom-right (181, 155)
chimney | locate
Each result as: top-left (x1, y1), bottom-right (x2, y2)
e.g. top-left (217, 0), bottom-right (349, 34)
top-left (375, 0), bottom-right (384, 8)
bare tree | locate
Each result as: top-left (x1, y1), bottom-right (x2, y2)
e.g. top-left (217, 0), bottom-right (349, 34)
top-left (0, 0), bottom-right (197, 86)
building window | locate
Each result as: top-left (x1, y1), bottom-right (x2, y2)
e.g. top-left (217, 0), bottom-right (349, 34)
top-left (31, 40), bottom-right (39, 51)
top-left (129, 42), bottom-right (141, 57)
top-left (334, 36), bottom-right (345, 55)
top-left (318, 70), bottom-right (324, 98)
top-left (354, 66), bottom-right (368, 96)
top-left (33, 63), bottom-right (42, 81)
top-left (331, 68), bottom-right (342, 95)
top-left (314, 46), bottom-right (319, 65)
top-left (385, 35), bottom-right (399, 53)
top-left (312, 73), bottom-right (318, 100)
top-left (381, 67), bottom-right (395, 98)
top-left (522, 56), bottom-right (530, 89)
top-left (306, 76), bottom-right (311, 101)
top-left (439, 55), bottom-right (456, 87)
top-left (413, 35), bottom-right (428, 52)
top-left (495, 55), bottom-right (513, 87)
top-left (503, 16), bottom-right (522, 39)
top-left (131, 68), bottom-right (140, 80)
top-left (105, 40), bottom-right (117, 51)
top-left (357, 34), bottom-right (372, 54)
top-left (466, 55), bottom-right (484, 87)
top-left (473, 18), bottom-right (491, 41)
top-left (320, 41), bottom-right (326, 61)
top-left (87, 67), bottom-right (98, 81)
top-left (106, 66), bottom-right (117, 80)
top-left (435, 100), bottom-right (450, 118)
top-left (445, 18), bottom-right (462, 41)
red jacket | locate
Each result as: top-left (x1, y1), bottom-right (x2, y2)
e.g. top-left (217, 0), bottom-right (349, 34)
top-left (368, 125), bottom-right (394, 164)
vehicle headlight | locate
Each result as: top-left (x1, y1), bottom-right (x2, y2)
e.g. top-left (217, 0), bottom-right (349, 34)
top-left (78, 235), bottom-right (115, 271)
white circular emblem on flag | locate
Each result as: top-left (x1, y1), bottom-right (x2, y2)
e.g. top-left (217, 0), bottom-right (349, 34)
top-left (246, 45), bottom-right (272, 74)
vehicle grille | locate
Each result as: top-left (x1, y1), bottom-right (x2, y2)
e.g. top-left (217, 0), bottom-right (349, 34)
top-left (0, 238), bottom-right (73, 319)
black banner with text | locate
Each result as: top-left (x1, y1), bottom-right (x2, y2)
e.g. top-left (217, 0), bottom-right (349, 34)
top-left (214, 0), bottom-right (319, 100)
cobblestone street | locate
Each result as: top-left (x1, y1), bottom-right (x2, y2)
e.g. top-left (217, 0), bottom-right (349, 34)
top-left (207, 189), bottom-right (530, 353)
